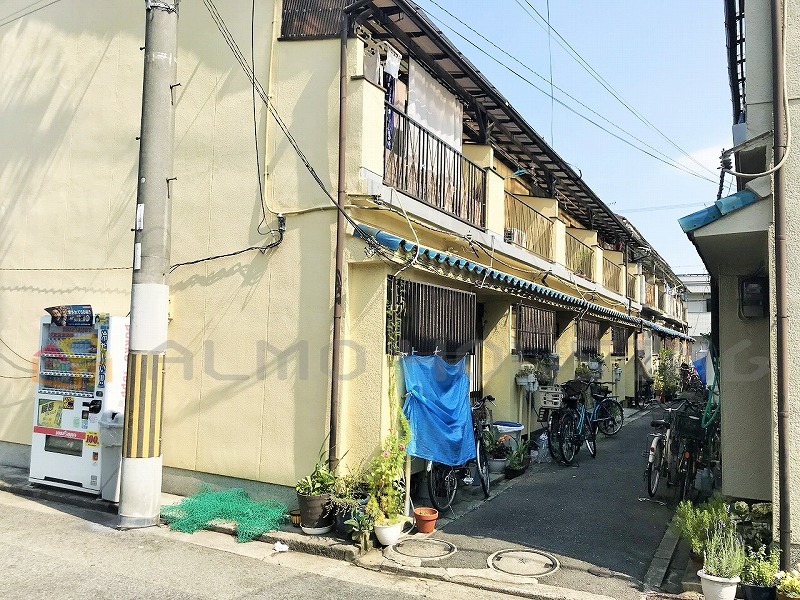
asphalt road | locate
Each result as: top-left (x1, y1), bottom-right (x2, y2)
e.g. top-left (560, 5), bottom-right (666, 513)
top-left (432, 407), bottom-right (675, 600)
top-left (0, 491), bottom-right (533, 600)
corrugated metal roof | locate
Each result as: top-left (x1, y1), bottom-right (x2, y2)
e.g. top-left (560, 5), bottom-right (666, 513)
top-left (679, 190), bottom-right (760, 233)
top-left (354, 224), bottom-right (692, 340)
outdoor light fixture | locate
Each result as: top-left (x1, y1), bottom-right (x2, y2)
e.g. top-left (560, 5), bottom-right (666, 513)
top-left (739, 275), bottom-right (768, 318)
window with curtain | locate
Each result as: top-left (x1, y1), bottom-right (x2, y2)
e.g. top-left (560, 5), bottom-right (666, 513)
top-left (515, 304), bottom-right (555, 357)
top-left (576, 320), bottom-right (601, 357)
top-left (611, 326), bottom-right (628, 357)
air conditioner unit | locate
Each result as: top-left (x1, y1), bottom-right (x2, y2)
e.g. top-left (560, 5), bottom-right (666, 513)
top-left (504, 228), bottom-right (528, 247)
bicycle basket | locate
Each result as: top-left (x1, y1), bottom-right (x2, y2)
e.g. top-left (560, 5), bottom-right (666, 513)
top-left (674, 411), bottom-right (704, 441)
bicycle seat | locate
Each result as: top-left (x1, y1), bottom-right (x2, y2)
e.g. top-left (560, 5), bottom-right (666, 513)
top-left (651, 419), bottom-right (670, 429)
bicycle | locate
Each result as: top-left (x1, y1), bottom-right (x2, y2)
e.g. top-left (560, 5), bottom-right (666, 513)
top-left (557, 379), bottom-right (598, 465)
top-left (589, 381), bottom-right (624, 436)
top-left (635, 379), bottom-right (656, 409)
top-left (645, 400), bottom-right (704, 499)
top-left (426, 395), bottom-right (493, 511)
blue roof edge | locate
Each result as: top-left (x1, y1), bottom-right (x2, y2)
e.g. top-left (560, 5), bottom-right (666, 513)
top-left (679, 190), bottom-right (760, 233)
top-left (353, 223), bottom-right (691, 340)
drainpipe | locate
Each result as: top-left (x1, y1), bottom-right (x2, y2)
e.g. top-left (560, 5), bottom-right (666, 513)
top-left (771, 0), bottom-right (792, 569)
top-left (330, 0), bottom-right (371, 471)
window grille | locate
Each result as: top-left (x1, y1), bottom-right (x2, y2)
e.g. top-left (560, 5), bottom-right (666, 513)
top-left (611, 326), bottom-right (628, 357)
top-left (515, 304), bottom-right (555, 357)
top-left (386, 277), bottom-right (476, 357)
top-left (576, 320), bottom-right (600, 358)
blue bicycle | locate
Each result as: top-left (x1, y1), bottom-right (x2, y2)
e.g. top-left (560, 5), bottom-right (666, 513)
top-left (557, 379), bottom-right (599, 465)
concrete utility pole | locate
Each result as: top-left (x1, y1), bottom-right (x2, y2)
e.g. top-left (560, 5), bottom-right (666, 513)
top-left (119, 0), bottom-right (179, 529)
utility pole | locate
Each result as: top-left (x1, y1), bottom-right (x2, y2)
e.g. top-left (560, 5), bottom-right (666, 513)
top-left (119, 0), bottom-right (179, 529)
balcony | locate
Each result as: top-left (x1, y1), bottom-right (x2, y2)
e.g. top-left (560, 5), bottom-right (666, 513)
top-left (566, 233), bottom-right (595, 281)
top-left (384, 103), bottom-right (486, 229)
top-left (628, 273), bottom-right (637, 300)
top-left (503, 192), bottom-right (554, 260)
top-left (602, 257), bottom-right (622, 295)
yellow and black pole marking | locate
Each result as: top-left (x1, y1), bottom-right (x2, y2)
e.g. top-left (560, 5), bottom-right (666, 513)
top-left (123, 352), bottom-right (165, 459)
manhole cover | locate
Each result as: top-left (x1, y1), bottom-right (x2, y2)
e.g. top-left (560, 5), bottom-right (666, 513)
top-left (391, 538), bottom-right (457, 560)
top-left (487, 549), bottom-right (560, 577)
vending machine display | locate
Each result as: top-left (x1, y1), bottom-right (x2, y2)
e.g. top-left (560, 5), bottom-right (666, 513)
top-left (29, 306), bottom-right (129, 495)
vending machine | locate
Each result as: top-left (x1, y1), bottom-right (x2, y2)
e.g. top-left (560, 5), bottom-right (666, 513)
top-left (29, 305), bottom-right (129, 496)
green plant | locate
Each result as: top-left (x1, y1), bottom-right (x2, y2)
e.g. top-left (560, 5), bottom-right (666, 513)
top-left (295, 454), bottom-right (336, 496)
top-left (655, 348), bottom-right (680, 395)
top-left (365, 356), bottom-right (411, 525)
top-left (776, 565), bottom-right (800, 597)
top-left (345, 511), bottom-right (374, 553)
top-left (507, 440), bottom-right (531, 470)
top-left (741, 545), bottom-right (780, 586)
top-left (329, 467), bottom-right (369, 516)
top-left (588, 352), bottom-right (606, 369)
top-left (483, 426), bottom-right (512, 459)
top-left (703, 523), bottom-right (745, 578)
top-left (673, 495), bottom-right (732, 556)
top-left (518, 364), bottom-right (537, 376)
top-left (575, 363), bottom-right (593, 379)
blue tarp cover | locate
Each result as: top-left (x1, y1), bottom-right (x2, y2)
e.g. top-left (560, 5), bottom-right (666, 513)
top-left (693, 358), bottom-right (707, 386)
top-left (401, 355), bottom-right (475, 466)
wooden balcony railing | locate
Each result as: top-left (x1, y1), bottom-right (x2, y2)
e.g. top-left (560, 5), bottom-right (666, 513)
top-left (602, 257), bottom-right (622, 294)
top-left (645, 282), bottom-right (656, 306)
top-left (384, 103), bottom-right (486, 228)
top-left (627, 274), bottom-right (637, 300)
top-left (503, 192), bottom-right (554, 260)
top-left (566, 233), bottom-right (594, 281)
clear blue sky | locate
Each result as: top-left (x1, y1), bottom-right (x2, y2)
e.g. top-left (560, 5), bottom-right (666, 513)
top-left (414, 0), bottom-right (732, 275)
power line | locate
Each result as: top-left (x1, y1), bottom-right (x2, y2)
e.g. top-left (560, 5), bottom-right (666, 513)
top-left (421, 2), bottom-right (718, 184)
top-left (0, 0), bottom-right (63, 29)
top-left (515, 0), bottom-right (718, 180)
top-left (616, 201), bottom-right (711, 214)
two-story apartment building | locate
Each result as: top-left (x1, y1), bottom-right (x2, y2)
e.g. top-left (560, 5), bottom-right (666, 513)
top-left (0, 0), bottom-right (689, 499)
top-left (680, 0), bottom-right (798, 561)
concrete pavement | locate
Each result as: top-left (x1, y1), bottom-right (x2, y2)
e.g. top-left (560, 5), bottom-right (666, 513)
top-left (0, 406), bottom-right (685, 600)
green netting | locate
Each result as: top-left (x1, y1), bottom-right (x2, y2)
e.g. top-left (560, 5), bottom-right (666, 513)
top-left (160, 487), bottom-right (287, 542)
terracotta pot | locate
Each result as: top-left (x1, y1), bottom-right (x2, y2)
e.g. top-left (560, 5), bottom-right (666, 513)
top-left (413, 507), bottom-right (438, 534)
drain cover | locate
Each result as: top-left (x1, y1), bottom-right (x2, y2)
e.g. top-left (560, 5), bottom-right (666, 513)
top-left (391, 538), bottom-right (457, 560)
top-left (487, 549), bottom-right (560, 577)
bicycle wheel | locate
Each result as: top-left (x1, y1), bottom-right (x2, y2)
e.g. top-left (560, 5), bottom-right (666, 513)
top-left (680, 455), bottom-right (696, 501)
top-left (596, 399), bottom-right (624, 436)
top-left (475, 438), bottom-right (490, 499)
top-left (558, 411), bottom-right (578, 465)
top-left (586, 421), bottom-right (597, 458)
top-left (647, 439), bottom-right (664, 497)
top-left (548, 411), bottom-right (563, 462)
top-left (427, 462), bottom-right (457, 511)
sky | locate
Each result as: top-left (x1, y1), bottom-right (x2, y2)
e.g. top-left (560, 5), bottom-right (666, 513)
top-left (413, 0), bottom-right (733, 275)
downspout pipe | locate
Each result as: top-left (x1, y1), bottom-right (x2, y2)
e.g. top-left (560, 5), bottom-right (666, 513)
top-left (771, 0), bottom-right (792, 569)
top-left (330, 0), bottom-right (371, 471)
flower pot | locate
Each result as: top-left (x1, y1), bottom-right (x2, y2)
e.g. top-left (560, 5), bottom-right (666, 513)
top-left (297, 492), bottom-right (333, 533)
top-left (777, 594), bottom-right (798, 600)
top-left (516, 376), bottom-right (530, 386)
top-left (698, 569), bottom-right (740, 600)
top-left (504, 465), bottom-right (526, 480)
top-left (374, 520), bottom-right (410, 546)
top-left (413, 507), bottom-right (438, 534)
top-left (288, 509), bottom-right (302, 527)
top-left (742, 584), bottom-right (776, 600)
top-left (488, 458), bottom-right (507, 473)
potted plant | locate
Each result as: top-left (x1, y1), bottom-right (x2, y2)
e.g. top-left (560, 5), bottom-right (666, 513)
top-left (575, 363), bottom-right (594, 380)
top-left (655, 348), bottom-right (680, 401)
top-left (295, 455), bottom-right (336, 535)
top-left (741, 545), bottom-right (779, 600)
top-left (504, 440), bottom-right (530, 480)
top-left (698, 523), bottom-right (745, 600)
top-left (413, 506), bottom-right (438, 534)
top-left (587, 352), bottom-right (606, 373)
top-left (330, 468), bottom-right (370, 536)
top-left (344, 511), bottom-right (374, 554)
top-left (516, 364), bottom-right (538, 386)
top-left (674, 496), bottom-right (732, 562)
top-left (775, 565), bottom-right (800, 600)
top-left (484, 427), bottom-right (511, 473)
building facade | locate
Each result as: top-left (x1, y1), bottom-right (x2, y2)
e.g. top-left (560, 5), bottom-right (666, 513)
top-left (0, 0), bottom-right (689, 498)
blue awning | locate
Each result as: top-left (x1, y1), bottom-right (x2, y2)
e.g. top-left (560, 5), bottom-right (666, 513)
top-left (679, 190), bottom-right (760, 233)
top-left (354, 223), bottom-right (692, 340)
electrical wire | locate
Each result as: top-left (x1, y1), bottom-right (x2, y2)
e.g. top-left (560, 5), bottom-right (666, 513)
top-left (421, 2), bottom-right (718, 185)
top-left (0, 336), bottom-right (33, 363)
top-left (0, 0), bottom-right (62, 29)
top-left (515, 0), bottom-right (719, 181)
top-left (0, 266), bottom-right (130, 271)
top-left (546, 0), bottom-right (554, 147)
top-left (202, 0), bottom-right (395, 267)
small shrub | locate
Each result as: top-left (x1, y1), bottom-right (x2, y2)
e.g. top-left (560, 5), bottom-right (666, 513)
top-left (703, 524), bottom-right (745, 579)
top-left (741, 545), bottom-right (780, 587)
top-left (673, 495), bottom-right (731, 556)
